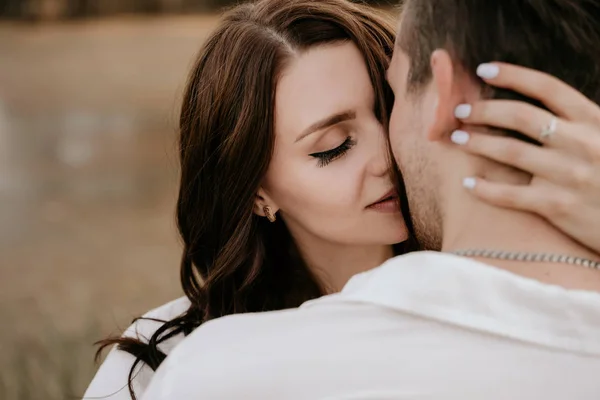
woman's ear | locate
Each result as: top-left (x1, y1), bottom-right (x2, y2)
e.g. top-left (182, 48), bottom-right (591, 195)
top-left (254, 188), bottom-right (280, 218)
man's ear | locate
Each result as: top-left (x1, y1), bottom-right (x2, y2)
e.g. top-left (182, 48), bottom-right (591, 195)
top-left (426, 49), bottom-right (461, 142)
top-left (253, 188), bottom-right (280, 217)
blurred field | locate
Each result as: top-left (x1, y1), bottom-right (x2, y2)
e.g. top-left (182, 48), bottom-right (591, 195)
top-left (0, 15), bottom-right (220, 399)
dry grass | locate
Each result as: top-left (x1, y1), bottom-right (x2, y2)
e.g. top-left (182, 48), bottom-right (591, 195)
top-left (0, 15), bottom-right (218, 400)
top-left (1, 318), bottom-right (101, 399)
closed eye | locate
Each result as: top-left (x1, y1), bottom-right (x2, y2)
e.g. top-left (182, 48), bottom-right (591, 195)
top-left (309, 137), bottom-right (356, 168)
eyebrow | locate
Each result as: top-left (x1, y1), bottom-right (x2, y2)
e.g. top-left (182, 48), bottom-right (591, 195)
top-left (295, 110), bottom-right (356, 143)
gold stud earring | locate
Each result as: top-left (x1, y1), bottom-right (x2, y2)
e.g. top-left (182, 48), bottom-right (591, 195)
top-left (263, 206), bottom-right (276, 223)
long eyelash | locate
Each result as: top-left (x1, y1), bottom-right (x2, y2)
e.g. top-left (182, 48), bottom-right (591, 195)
top-left (309, 137), bottom-right (356, 168)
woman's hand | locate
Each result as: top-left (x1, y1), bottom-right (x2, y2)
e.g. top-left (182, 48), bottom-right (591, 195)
top-left (452, 62), bottom-right (600, 253)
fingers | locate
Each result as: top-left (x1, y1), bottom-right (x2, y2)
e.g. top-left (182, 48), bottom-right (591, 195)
top-left (463, 178), bottom-right (538, 213)
top-left (454, 101), bottom-right (598, 158)
top-left (476, 62), bottom-right (600, 125)
top-left (454, 100), bottom-right (555, 143)
top-left (451, 131), bottom-right (593, 187)
top-left (463, 178), bottom-right (576, 221)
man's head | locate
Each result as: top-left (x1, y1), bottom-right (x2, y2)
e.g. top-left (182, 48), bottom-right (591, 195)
top-left (387, 0), bottom-right (600, 249)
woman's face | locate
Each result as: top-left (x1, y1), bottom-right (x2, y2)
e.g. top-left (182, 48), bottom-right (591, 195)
top-left (260, 41), bottom-right (408, 247)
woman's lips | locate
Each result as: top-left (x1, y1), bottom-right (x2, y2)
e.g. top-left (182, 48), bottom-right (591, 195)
top-left (367, 190), bottom-right (400, 213)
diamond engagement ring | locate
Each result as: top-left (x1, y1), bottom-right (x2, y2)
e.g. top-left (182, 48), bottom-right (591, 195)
top-left (539, 116), bottom-right (558, 143)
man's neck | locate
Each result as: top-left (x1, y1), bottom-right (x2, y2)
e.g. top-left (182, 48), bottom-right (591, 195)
top-left (442, 198), bottom-right (600, 291)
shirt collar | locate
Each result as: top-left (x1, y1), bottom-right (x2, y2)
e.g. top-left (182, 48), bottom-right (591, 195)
top-left (305, 251), bottom-right (600, 356)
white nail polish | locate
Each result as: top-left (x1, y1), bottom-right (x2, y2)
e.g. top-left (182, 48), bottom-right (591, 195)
top-left (476, 63), bottom-right (500, 79)
top-left (463, 177), bottom-right (477, 190)
top-left (454, 104), bottom-right (472, 119)
top-left (450, 130), bottom-right (470, 145)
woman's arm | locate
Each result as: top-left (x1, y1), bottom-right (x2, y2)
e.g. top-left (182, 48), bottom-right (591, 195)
top-left (83, 344), bottom-right (152, 400)
top-left (83, 297), bottom-right (190, 400)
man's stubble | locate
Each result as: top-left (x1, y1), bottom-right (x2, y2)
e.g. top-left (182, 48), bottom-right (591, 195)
top-left (395, 115), bottom-right (444, 252)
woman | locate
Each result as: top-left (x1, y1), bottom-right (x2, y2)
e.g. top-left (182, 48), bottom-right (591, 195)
top-left (84, 0), bottom-right (600, 399)
top-left (86, 2), bottom-right (410, 398)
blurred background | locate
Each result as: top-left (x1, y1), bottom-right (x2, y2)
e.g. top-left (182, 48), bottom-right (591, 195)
top-left (0, 1), bottom-right (392, 399)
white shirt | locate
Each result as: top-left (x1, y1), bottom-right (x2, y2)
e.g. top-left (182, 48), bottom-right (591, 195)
top-left (143, 252), bottom-right (600, 400)
top-left (83, 296), bottom-right (190, 400)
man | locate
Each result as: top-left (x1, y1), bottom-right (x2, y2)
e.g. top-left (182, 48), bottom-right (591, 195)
top-left (142, 1), bottom-right (600, 398)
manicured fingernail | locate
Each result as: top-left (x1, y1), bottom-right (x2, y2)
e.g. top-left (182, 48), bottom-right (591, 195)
top-left (454, 104), bottom-right (471, 119)
top-left (450, 130), bottom-right (470, 145)
top-left (463, 177), bottom-right (477, 190)
top-left (476, 63), bottom-right (500, 79)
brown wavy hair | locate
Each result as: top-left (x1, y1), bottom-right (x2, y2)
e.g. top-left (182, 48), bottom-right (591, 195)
top-left (95, 0), bottom-right (418, 398)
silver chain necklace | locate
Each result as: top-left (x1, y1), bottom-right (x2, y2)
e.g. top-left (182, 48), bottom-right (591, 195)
top-left (451, 249), bottom-right (600, 270)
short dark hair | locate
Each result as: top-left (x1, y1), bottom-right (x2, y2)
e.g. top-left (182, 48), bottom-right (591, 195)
top-left (399, 0), bottom-right (600, 133)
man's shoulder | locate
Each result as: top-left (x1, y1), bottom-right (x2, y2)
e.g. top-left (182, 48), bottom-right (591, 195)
top-left (202, 307), bottom-right (300, 335)
top-left (164, 296), bottom-right (383, 360)
top-left (178, 303), bottom-right (332, 345)
top-left (158, 307), bottom-right (308, 374)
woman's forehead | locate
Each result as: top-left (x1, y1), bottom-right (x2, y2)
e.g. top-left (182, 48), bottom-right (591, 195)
top-left (274, 42), bottom-right (374, 139)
